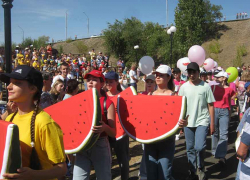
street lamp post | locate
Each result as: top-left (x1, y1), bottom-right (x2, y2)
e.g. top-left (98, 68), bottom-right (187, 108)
top-left (167, 26), bottom-right (176, 67)
top-left (18, 25), bottom-right (24, 42)
top-left (83, 12), bottom-right (89, 37)
top-left (2, 0), bottom-right (13, 74)
top-left (134, 45), bottom-right (139, 63)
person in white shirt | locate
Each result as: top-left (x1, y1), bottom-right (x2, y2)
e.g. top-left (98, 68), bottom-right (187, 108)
top-left (129, 63), bottom-right (138, 91)
top-left (52, 62), bottom-right (69, 91)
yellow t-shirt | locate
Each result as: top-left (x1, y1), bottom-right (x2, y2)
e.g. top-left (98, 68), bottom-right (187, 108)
top-left (6, 110), bottom-right (66, 174)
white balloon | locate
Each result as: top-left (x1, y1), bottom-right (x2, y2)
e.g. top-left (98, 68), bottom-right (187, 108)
top-left (213, 61), bottom-right (218, 70)
top-left (178, 57), bottom-right (191, 73)
top-left (139, 56), bottom-right (155, 75)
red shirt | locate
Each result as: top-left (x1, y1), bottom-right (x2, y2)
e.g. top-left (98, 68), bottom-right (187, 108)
top-left (99, 96), bottom-right (113, 137)
top-left (211, 85), bottom-right (235, 109)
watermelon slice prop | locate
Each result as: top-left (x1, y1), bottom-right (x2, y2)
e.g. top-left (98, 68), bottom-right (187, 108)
top-left (117, 95), bottom-right (187, 144)
top-left (44, 88), bottom-right (101, 154)
top-left (110, 86), bottom-right (137, 140)
top-left (0, 121), bottom-right (21, 179)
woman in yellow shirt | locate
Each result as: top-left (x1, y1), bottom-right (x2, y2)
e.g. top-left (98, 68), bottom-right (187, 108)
top-left (1, 65), bottom-right (67, 180)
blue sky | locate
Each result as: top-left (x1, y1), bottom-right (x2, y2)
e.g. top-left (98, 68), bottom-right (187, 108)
top-left (0, 0), bottom-right (249, 45)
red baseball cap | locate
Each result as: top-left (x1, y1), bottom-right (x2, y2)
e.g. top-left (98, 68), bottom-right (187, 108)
top-left (84, 70), bottom-right (105, 82)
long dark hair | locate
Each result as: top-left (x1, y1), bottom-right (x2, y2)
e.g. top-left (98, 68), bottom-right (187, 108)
top-left (168, 75), bottom-right (175, 92)
top-left (10, 87), bottom-right (42, 170)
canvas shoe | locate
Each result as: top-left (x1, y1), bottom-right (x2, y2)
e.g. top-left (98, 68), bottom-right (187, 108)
top-left (197, 168), bottom-right (206, 180)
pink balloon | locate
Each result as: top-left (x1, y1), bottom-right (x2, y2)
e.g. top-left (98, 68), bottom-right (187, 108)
top-left (188, 45), bottom-right (206, 66)
top-left (213, 61), bottom-right (218, 68)
top-left (203, 58), bottom-right (214, 71)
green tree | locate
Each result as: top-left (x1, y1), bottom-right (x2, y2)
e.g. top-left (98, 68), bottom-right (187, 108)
top-left (33, 36), bottom-right (50, 49)
top-left (58, 45), bottom-right (64, 55)
top-left (73, 41), bottom-right (88, 54)
top-left (103, 17), bottom-right (171, 65)
top-left (174, 0), bottom-right (222, 59)
top-left (21, 37), bottom-right (33, 49)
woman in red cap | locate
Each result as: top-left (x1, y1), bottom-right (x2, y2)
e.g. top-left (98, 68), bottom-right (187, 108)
top-left (73, 70), bottom-right (116, 180)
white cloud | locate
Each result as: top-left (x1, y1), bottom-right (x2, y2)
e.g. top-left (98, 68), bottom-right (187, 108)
top-left (15, 8), bottom-right (67, 18)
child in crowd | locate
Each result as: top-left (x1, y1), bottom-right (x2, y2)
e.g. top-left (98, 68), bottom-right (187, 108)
top-left (1, 65), bottom-right (67, 180)
top-left (144, 65), bottom-right (187, 180)
top-left (50, 79), bottom-right (65, 104)
top-left (73, 70), bottom-right (115, 180)
top-left (105, 71), bottom-right (129, 180)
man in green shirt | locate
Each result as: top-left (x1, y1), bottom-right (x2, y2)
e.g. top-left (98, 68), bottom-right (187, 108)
top-left (178, 62), bottom-right (215, 180)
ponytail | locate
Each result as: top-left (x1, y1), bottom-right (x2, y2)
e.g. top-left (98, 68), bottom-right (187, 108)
top-left (10, 93), bottom-right (42, 170)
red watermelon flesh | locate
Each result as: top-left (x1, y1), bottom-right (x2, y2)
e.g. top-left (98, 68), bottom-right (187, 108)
top-left (0, 121), bottom-right (21, 178)
top-left (110, 86), bottom-right (137, 140)
top-left (44, 88), bottom-right (101, 154)
top-left (117, 95), bottom-right (186, 144)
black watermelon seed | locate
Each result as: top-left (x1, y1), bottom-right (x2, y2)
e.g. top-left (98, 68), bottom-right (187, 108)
top-left (120, 127), bottom-right (121, 129)
top-left (72, 140), bottom-right (74, 142)
top-left (117, 121), bottom-right (120, 124)
top-left (130, 101), bottom-right (133, 103)
top-left (83, 122), bottom-right (85, 124)
top-left (84, 99), bottom-right (86, 101)
top-left (171, 113), bottom-right (173, 115)
top-left (164, 111), bottom-right (166, 113)
top-left (166, 103), bottom-right (168, 105)
top-left (156, 128), bottom-right (158, 130)
top-left (146, 131), bottom-right (148, 133)
top-left (75, 129), bottom-right (76, 131)
top-left (80, 104), bottom-right (82, 106)
top-left (79, 114), bottom-right (82, 116)
top-left (154, 121), bottom-right (156, 123)
top-left (130, 107), bottom-right (132, 109)
top-left (160, 117), bottom-right (163, 119)
top-left (139, 121), bottom-right (141, 124)
top-left (80, 131), bottom-right (81, 134)
top-left (165, 122), bottom-right (167, 125)
top-left (132, 113), bottom-right (134, 115)
top-left (84, 111), bottom-right (87, 113)
top-left (147, 123), bottom-right (148, 126)
top-left (78, 122), bottom-right (80, 124)
top-left (63, 133), bottom-right (65, 135)
top-left (69, 133), bottom-right (71, 135)
top-left (173, 101), bottom-right (175, 103)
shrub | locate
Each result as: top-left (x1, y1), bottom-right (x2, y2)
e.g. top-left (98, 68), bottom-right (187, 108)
top-left (208, 41), bottom-right (220, 54)
top-left (66, 37), bottom-right (73, 43)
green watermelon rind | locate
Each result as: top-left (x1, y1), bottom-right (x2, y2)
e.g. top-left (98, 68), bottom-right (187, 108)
top-left (65, 88), bottom-right (101, 154)
top-left (0, 124), bottom-right (21, 178)
top-left (116, 86), bottom-right (137, 141)
top-left (117, 96), bottom-right (187, 144)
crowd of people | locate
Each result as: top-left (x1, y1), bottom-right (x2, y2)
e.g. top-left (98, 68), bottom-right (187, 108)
top-left (0, 45), bottom-right (250, 180)
top-left (236, 12), bottom-right (248, 20)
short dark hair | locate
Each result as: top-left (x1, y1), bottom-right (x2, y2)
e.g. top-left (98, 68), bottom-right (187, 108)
top-left (66, 79), bottom-right (79, 94)
top-left (60, 62), bottom-right (69, 67)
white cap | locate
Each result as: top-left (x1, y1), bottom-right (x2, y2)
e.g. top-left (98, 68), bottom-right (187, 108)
top-left (153, 65), bottom-right (171, 76)
top-left (214, 71), bottom-right (229, 78)
top-left (145, 74), bottom-right (156, 81)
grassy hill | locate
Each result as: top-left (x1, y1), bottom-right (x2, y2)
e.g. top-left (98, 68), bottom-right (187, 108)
top-left (53, 19), bottom-right (250, 69)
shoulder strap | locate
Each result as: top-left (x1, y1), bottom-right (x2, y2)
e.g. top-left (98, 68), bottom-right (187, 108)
top-left (213, 85), bottom-right (216, 93)
top-left (104, 96), bottom-right (107, 120)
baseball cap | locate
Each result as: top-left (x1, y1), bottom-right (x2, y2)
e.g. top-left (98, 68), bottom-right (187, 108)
top-left (153, 65), bottom-right (171, 76)
top-left (214, 71), bottom-right (229, 78)
top-left (245, 82), bottom-right (250, 90)
top-left (0, 65), bottom-right (43, 92)
top-left (173, 68), bottom-right (181, 74)
top-left (84, 70), bottom-right (105, 82)
top-left (145, 74), bottom-right (156, 81)
top-left (105, 71), bottom-right (119, 81)
top-left (186, 62), bottom-right (200, 71)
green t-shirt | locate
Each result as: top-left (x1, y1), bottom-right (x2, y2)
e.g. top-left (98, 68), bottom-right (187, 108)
top-left (178, 81), bottom-right (215, 127)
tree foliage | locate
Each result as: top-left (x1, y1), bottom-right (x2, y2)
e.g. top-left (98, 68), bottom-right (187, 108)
top-left (103, 17), bottom-right (171, 65)
top-left (174, 0), bottom-right (223, 59)
top-left (20, 36), bottom-right (50, 49)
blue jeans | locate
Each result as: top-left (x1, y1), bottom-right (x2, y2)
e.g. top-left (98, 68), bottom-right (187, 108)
top-left (73, 137), bottom-right (111, 180)
top-left (144, 137), bottom-right (175, 180)
top-left (130, 83), bottom-right (137, 92)
top-left (211, 108), bottom-right (229, 158)
top-left (184, 126), bottom-right (208, 173)
top-left (139, 144), bottom-right (147, 178)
